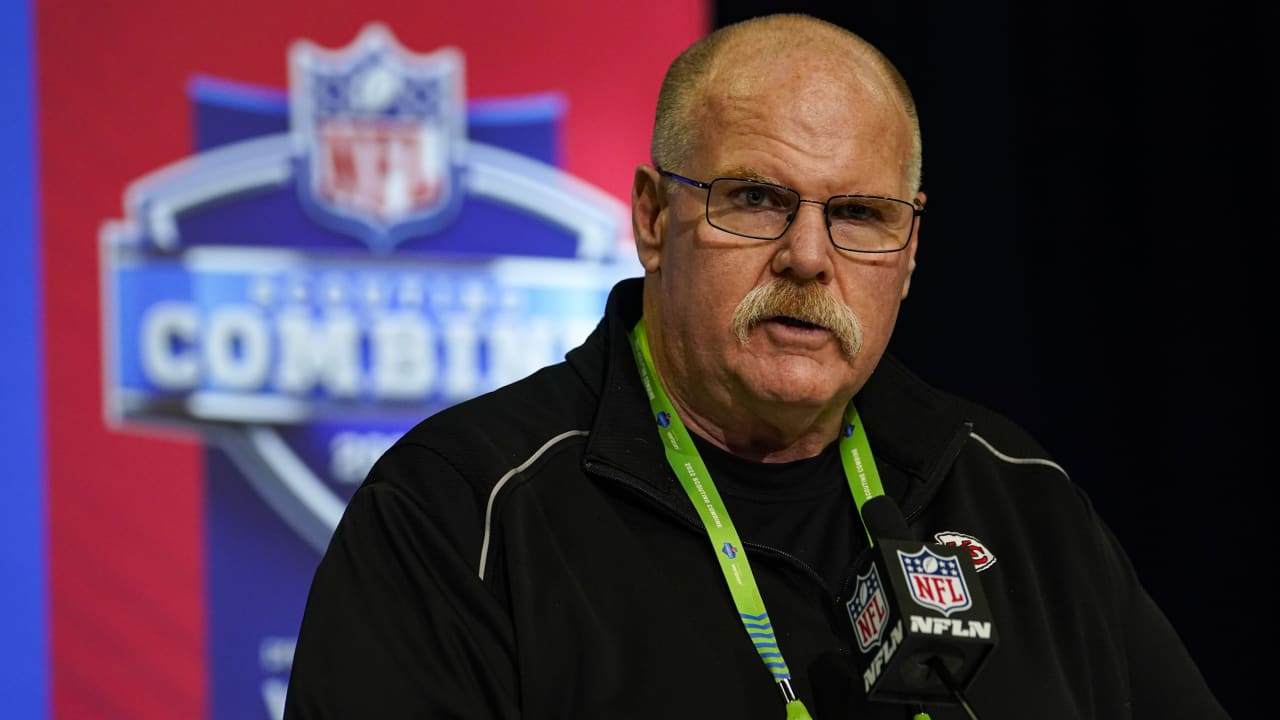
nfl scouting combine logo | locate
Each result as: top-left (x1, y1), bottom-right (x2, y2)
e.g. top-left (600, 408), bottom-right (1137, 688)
top-left (100, 23), bottom-right (637, 720)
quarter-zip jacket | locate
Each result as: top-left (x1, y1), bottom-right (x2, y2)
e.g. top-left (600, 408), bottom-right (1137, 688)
top-left (284, 278), bottom-right (1227, 720)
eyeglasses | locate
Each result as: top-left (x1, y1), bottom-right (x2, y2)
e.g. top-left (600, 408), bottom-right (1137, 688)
top-left (657, 168), bottom-right (924, 253)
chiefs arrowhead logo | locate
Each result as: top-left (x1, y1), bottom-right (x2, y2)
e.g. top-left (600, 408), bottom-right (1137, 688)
top-left (933, 531), bottom-right (998, 573)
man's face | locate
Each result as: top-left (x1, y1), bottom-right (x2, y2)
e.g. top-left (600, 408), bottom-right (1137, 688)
top-left (634, 49), bottom-right (921, 431)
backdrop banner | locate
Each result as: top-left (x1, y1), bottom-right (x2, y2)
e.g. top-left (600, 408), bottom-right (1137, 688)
top-left (40, 3), bottom-right (704, 717)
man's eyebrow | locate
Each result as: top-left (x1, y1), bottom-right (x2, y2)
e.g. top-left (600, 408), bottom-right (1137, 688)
top-left (719, 166), bottom-right (783, 185)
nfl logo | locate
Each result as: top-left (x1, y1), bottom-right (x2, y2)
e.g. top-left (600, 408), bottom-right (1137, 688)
top-left (898, 546), bottom-right (972, 617)
top-left (289, 23), bottom-right (466, 252)
top-left (846, 564), bottom-right (890, 653)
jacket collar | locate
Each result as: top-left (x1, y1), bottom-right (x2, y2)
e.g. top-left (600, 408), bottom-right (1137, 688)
top-left (569, 278), bottom-right (972, 517)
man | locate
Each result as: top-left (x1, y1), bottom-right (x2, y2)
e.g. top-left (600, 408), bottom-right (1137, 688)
top-left (284, 14), bottom-right (1226, 719)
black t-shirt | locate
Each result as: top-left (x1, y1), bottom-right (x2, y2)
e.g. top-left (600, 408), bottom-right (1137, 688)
top-left (690, 433), bottom-right (865, 596)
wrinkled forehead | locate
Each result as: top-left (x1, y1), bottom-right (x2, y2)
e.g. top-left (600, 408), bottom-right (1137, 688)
top-left (707, 31), bottom-right (901, 110)
top-left (692, 43), bottom-right (913, 187)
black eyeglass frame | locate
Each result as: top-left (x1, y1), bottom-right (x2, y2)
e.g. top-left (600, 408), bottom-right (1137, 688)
top-left (656, 167), bottom-right (925, 254)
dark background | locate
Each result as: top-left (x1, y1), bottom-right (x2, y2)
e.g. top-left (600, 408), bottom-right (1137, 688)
top-left (713, 2), bottom-right (1274, 717)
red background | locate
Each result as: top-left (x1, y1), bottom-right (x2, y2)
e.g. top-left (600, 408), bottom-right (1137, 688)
top-left (36, 2), bottom-right (706, 716)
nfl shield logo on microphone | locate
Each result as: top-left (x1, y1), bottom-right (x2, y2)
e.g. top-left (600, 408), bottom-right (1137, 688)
top-left (847, 563), bottom-right (890, 653)
top-left (898, 546), bottom-right (973, 617)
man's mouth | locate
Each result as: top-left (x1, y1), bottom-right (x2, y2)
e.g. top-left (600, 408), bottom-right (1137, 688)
top-left (768, 315), bottom-right (826, 331)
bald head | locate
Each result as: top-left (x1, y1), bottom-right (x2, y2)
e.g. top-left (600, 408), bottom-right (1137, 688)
top-left (651, 14), bottom-right (922, 195)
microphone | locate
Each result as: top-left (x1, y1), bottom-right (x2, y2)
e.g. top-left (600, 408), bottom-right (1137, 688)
top-left (845, 496), bottom-right (997, 712)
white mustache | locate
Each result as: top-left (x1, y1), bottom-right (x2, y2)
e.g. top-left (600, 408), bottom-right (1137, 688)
top-left (731, 279), bottom-right (863, 358)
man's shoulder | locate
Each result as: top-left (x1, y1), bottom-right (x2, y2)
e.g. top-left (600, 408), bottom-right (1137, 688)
top-left (871, 354), bottom-right (1062, 478)
top-left (332, 359), bottom-right (600, 572)
top-left (939, 385), bottom-right (1058, 472)
top-left (395, 359), bottom-right (597, 477)
top-left (356, 292), bottom-right (622, 506)
top-left (404, 358), bottom-right (593, 443)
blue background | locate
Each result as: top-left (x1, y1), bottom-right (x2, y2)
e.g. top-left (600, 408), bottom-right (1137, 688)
top-left (0, 0), bottom-right (46, 718)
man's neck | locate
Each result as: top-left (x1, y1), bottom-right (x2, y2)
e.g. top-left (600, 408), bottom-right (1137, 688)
top-left (666, 387), bottom-right (846, 463)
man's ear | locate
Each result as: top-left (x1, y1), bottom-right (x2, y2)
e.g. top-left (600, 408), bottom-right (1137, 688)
top-left (901, 190), bottom-right (926, 300)
top-left (631, 164), bottom-right (666, 273)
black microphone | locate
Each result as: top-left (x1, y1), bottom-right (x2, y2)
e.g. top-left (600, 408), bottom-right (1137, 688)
top-left (845, 496), bottom-right (997, 712)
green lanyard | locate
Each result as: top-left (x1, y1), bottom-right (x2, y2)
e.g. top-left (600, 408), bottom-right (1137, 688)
top-left (628, 318), bottom-right (892, 719)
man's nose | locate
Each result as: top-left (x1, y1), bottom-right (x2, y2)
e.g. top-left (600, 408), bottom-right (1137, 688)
top-left (773, 200), bottom-right (834, 282)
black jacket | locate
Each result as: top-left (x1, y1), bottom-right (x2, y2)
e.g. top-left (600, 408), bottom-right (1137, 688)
top-left (284, 278), bottom-right (1226, 719)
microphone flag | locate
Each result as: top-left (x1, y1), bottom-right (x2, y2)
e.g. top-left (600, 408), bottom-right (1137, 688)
top-left (848, 538), bottom-right (998, 704)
